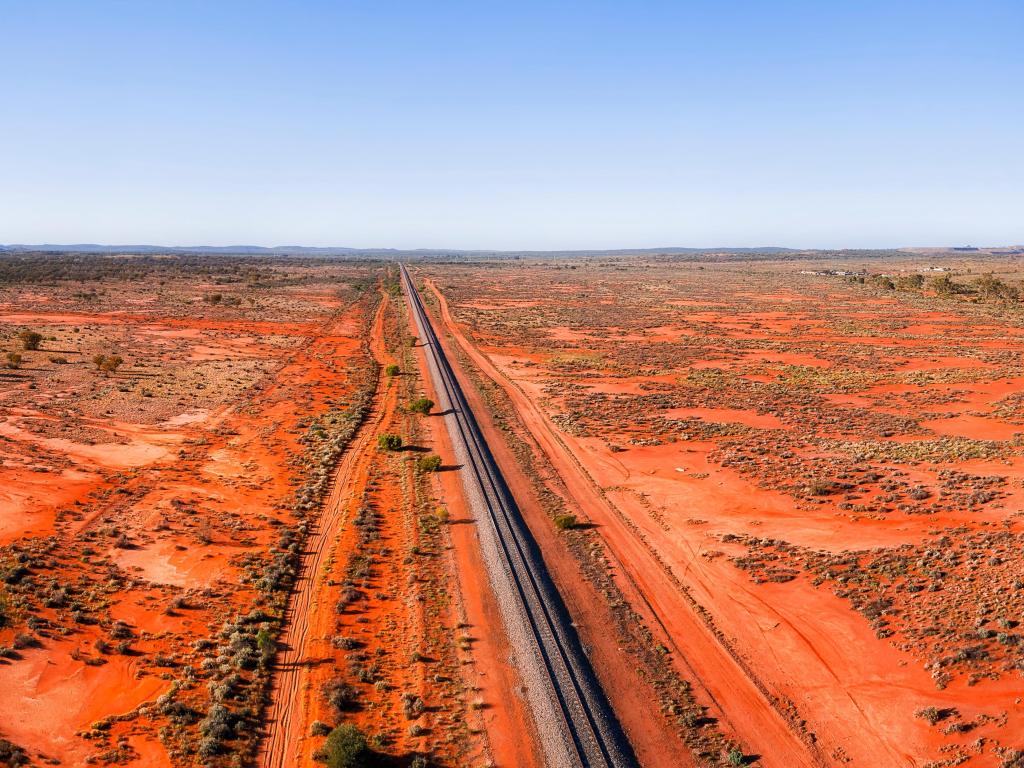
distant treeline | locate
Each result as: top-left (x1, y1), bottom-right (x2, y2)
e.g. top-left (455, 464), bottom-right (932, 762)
top-left (852, 271), bottom-right (1024, 303)
top-left (0, 252), bottom-right (375, 285)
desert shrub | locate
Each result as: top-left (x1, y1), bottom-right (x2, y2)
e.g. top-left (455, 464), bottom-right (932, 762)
top-left (928, 274), bottom-right (960, 296)
top-left (101, 355), bottom-right (123, 373)
top-left (0, 737), bottom-right (29, 767)
top-left (12, 632), bottom-right (38, 649)
top-left (92, 353), bottom-right (106, 369)
top-left (915, 706), bottom-right (954, 725)
top-left (336, 586), bottom-right (360, 612)
top-left (204, 293), bottom-right (223, 304)
top-left (4, 352), bottom-right (21, 369)
top-left (554, 514), bottom-right (577, 531)
top-left (311, 720), bottom-right (331, 737)
top-left (866, 274), bottom-right (895, 290)
top-left (417, 454), bottom-right (442, 473)
top-left (48, 355), bottom-right (67, 364)
top-left (256, 627), bottom-right (275, 666)
top-left (408, 397), bottom-right (434, 415)
top-left (324, 678), bottom-right (361, 715)
top-left (198, 703), bottom-right (233, 756)
top-left (726, 748), bottom-right (745, 766)
top-left (895, 274), bottom-right (925, 291)
top-left (377, 433), bottom-right (402, 451)
top-left (973, 273), bottom-right (1016, 301)
top-left (18, 330), bottom-right (43, 350)
top-left (401, 692), bottom-right (425, 720)
top-left (384, 364), bottom-right (400, 376)
top-left (317, 724), bottom-right (369, 768)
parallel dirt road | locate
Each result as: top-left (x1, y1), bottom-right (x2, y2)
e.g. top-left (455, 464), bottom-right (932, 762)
top-left (259, 291), bottom-right (394, 768)
top-left (402, 265), bottom-right (637, 768)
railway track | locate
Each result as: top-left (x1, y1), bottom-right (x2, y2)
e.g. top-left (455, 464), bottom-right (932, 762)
top-left (401, 264), bottom-right (637, 768)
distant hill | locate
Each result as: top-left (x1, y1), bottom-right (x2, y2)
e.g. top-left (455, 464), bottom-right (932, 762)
top-left (1, 243), bottom-right (1021, 260)
top-left (0, 243), bottom-right (797, 259)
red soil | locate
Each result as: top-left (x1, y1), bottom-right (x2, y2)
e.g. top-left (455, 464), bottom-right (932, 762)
top-left (422, 283), bottom-right (698, 768)
top-left (420, 262), bottom-right (1024, 768)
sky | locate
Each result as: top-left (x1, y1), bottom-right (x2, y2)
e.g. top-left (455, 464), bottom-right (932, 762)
top-left (1, 1), bottom-right (1022, 250)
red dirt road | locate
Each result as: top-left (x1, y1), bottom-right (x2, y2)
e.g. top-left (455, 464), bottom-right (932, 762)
top-left (259, 292), bottom-right (393, 768)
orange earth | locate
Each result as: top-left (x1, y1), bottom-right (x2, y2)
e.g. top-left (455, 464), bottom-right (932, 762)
top-left (416, 258), bottom-right (1024, 768)
top-left (7, 252), bottom-right (1024, 768)
top-left (0, 261), bottom-right (525, 768)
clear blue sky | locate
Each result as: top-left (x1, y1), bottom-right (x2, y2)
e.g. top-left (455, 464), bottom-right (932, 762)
top-left (2, 1), bottom-right (1021, 250)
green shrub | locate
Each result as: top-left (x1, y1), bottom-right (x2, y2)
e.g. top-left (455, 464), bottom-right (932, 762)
top-left (417, 454), bottom-right (442, 473)
top-left (310, 720), bottom-right (331, 737)
top-left (384, 364), bottom-right (400, 376)
top-left (408, 397), bottom-right (434, 415)
top-left (319, 724), bottom-right (369, 768)
top-left (377, 433), bottom-right (402, 451)
top-left (4, 352), bottom-right (21, 369)
top-left (895, 274), bottom-right (925, 291)
top-left (554, 514), bottom-right (577, 531)
top-left (866, 274), bottom-right (894, 290)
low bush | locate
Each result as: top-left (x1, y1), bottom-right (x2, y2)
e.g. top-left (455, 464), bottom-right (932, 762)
top-left (324, 678), bottom-right (361, 715)
top-left (417, 454), bottom-right (442, 473)
top-left (408, 397), bottom-right (434, 415)
top-left (18, 330), bottom-right (43, 350)
top-left (317, 724), bottom-right (369, 768)
top-left (554, 514), bottom-right (578, 531)
top-left (377, 433), bottom-right (402, 451)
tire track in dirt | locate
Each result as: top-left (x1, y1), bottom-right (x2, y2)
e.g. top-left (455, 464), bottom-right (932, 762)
top-left (258, 290), bottom-right (394, 768)
top-left (421, 277), bottom-right (826, 768)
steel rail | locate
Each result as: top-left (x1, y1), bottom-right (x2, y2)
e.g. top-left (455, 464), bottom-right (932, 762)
top-left (401, 264), bottom-right (636, 768)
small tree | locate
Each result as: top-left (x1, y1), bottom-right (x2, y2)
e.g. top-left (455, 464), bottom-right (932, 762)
top-left (93, 354), bottom-right (107, 370)
top-left (384, 364), bottom-right (400, 377)
top-left (408, 397), bottom-right (434, 415)
top-left (377, 433), bottom-right (402, 452)
top-left (18, 330), bottom-right (43, 350)
top-left (417, 454), bottom-right (442, 473)
top-left (4, 352), bottom-right (22, 370)
top-left (319, 724), bottom-right (369, 768)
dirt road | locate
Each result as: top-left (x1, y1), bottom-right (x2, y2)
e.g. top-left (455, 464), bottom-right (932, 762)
top-left (258, 291), bottom-right (394, 768)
